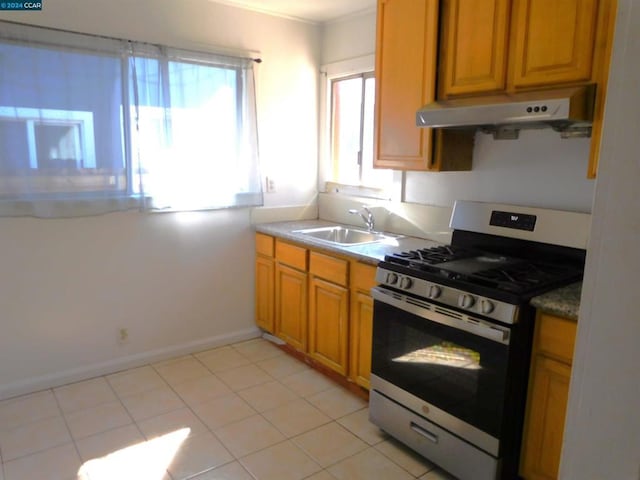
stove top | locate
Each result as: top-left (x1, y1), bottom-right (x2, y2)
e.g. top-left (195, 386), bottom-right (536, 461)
top-left (381, 245), bottom-right (583, 304)
top-left (374, 201), bottom-right (588, 321)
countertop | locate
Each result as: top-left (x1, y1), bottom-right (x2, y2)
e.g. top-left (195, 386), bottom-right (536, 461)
top-left (256, 219), bottom-right (582, 318)
top-left (255, 219), bottom-right (442, 266)
top-left (529, 282), bottom-right (582, 321)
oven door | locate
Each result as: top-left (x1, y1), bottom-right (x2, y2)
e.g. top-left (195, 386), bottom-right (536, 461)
top-left (370, 286), bottom-right (513, 456)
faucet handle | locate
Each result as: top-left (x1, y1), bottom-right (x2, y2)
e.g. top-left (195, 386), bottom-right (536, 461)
top-left (348, 206), bottom-right (375, 232)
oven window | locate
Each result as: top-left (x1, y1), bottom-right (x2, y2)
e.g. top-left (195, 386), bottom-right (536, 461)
top-left (371, 300), bottom-right (510, 438)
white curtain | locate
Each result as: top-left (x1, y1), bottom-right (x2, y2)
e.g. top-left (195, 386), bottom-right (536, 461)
top-left (0, 21), bottom-right (262, 217)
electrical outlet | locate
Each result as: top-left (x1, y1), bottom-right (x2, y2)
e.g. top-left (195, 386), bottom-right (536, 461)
top-left (118, 328), bottom-right (129, 345)
top-left (266, 176), bottom-right (276, 193)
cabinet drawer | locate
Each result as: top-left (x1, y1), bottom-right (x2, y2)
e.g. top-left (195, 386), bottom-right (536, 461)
top-left (351, 262), bottom-right (377, 293)
top-left (255, 233), bottom-right (274, 257)
top-left (275, 240), bottom-right (307, 270)
top-left (310, 251), bottom-right (348, 286)
top-left (536, 313), bottom-right (577, 364)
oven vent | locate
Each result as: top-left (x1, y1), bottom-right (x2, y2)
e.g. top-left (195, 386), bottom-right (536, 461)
top-left (434, 305), bottom-right (465, 321)
top-left (406, 296), bottom-right (476, 324)
top-left (405, 296), bottom-right (466, 321)
top-left (406, 296), bottom-right (435, 311)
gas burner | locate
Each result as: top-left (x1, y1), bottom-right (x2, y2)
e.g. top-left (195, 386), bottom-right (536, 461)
top-left (390, 245), bottom-right (477, 266)
top-left (469, 262), bottom-right (581, 294)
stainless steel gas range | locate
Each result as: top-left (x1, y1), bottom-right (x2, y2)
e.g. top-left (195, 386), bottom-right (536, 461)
top-left (369, 200), bottom-right (589, 480)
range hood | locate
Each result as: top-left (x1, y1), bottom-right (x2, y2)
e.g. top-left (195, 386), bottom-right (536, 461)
top-left (416, 84), bottom-right (596, 139)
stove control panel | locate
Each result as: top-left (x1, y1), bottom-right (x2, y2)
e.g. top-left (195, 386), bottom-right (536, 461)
top-left (490, 210), bottom-right (537, 231)
top-left (375, 267), bottom-right (519, 324)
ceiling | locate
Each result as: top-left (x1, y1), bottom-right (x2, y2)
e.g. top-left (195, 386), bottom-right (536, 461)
top-left (210, 0), bottom-right (377, 23)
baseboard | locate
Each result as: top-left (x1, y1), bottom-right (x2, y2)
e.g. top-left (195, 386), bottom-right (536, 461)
top-left (0, 327), bottom-right (261, 401)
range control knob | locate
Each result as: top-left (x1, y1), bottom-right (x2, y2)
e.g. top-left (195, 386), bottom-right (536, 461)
top-left (458, 294), bottom-right (476, 309)
top-left (427, 285), bottom-right (442, 299)
top-left (480, 299), bottom-right (495, 315)
top-left (399, 277), bottom-right (413, 290)
top-left (386, 273), bottom-right (398, 285)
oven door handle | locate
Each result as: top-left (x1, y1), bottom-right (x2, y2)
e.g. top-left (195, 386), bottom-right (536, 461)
top-left (371, 287), bottom-right (510, 345)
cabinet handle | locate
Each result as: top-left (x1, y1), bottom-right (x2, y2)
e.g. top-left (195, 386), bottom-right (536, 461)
top-left (410, 422), bottom-right (438, 443)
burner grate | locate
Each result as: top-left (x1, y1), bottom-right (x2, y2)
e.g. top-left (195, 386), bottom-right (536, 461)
top-left (384, 245), bottom-right (583, 299)
top-left (467, 262), bottom-right (580, 293)
top-left (391, 245), bottom-right (477, 266)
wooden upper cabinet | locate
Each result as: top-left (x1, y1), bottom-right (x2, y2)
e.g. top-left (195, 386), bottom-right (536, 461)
top-left (439, 0), bottom-right (602, 95)
top-left (436, 0), bottom-right (616, 178)
top-left (439, 0), bottom-right (511, 97)
top-left (374, 0), bottom-right (473, 171)
top-left (510, 0), bottom-right (599, 89)
top-left (374, 0), bottom-right (438, 170)
top-left (587, 0), bottom-right (617, 179)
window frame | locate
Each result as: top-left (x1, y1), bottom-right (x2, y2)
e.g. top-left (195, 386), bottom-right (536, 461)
top-left (329, 71), bottom-right (375, 184)
top-left (319, 55), bottom-right (400, 201)
top-left (0, 21), bottom-right (261, 216)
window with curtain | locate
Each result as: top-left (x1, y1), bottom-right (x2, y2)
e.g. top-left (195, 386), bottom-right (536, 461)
top-left (0, 21), bottom-right (262, 217)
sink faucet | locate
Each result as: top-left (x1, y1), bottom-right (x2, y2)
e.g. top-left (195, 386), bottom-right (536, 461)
top-left (348, 206), bottom-right (375, 232)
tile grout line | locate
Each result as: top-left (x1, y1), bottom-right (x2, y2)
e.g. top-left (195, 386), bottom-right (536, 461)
top-left (149, 351), bottom-right (258, 479)
top-left (49, 386), bottom-right (84, 477)
top-left (159, 347), bottom-right (329, 478)
top-left (0, 389), bottom-right (76, 466)
top-left (1, 340), bottom-right (439, 480)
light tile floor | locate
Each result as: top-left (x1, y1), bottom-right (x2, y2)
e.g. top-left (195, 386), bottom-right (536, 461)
top-left (0, 337), bottom-right (458, 480)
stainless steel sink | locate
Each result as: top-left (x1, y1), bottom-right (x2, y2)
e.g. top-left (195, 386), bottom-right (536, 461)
top-left (292, 226), bottom-right (397, 245)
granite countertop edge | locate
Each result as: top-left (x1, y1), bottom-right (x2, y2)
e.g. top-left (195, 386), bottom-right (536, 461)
top-left (255, 220), bottom-right (582, 319)
top-left (529, 282), bottom-right (582, 321)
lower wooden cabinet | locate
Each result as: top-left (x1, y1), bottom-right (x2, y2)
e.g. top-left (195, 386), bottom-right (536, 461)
top-left (349, 290), bottom-right (374, 389)
top-left (520, 312), bottom-right (577, 480)
top-left (255, 233), bottom-right (377, 389)
top-left (275, 263), bottom-right (308, 352)
top-left (308, 276), bottom-right (349, 375)
top-left (255, 233), bottom-right (275, 333)
top-left (349, 261), bottom-right (377, 390)
top-left (255, 255), bottom-right (275, 332)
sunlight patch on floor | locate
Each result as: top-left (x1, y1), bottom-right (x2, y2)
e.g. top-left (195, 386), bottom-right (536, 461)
top-left (77, 428), bottom-right (190, 480)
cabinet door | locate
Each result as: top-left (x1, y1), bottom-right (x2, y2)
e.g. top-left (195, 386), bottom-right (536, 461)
top-left (349, 291), bottom-right (373, 389)
top-left (510, 0), bottom-right (599, 89)
top-left (374, 0), bottom-right (434, 170)
top-left (255, 255), bottom-right (275, 333)
top-left (520, 355), bottom-right (572, 479)
top-left (439, 0), bottom-right (511, 97)
top-left (275, 264), bottom-right (307, 352)
top-left (308, 277), bottom-right (349, 375)
top-left (587, 0), bottom-right (617, 179)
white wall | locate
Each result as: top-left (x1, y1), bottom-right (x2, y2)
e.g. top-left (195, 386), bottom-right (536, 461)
top-left (321, 10), bottom-right (377, 64)
top-left (0, 0), bottom-right (320, 398)
top-left (406, 130), bottom-right (595, 212)
top-left (561, 1), bottom-right (640, 478)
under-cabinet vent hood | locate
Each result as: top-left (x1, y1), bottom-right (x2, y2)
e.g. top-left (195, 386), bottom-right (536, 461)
top-left (416, 85), bottom-right (596, 139)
